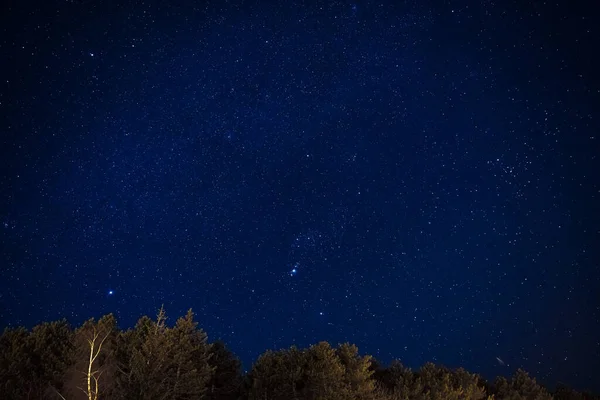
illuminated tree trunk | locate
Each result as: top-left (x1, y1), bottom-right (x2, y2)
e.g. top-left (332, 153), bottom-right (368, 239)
top-left (59, 315), bottom-right (116, 400)
top-left (82, 327), bottom-right (110, 400)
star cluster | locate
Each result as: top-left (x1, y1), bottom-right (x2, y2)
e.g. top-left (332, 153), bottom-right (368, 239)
top-left (1, 0), bottom-right (598, 392)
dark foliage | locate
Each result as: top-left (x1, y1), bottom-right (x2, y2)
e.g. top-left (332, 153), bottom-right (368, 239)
top-left (207, 341), bottom-right (243, 400)
top-left (0, 311), bottom-right (597, 400)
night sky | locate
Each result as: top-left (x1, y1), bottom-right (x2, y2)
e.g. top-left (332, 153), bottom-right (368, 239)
top-left (1, 0), bottom-right (599, 393)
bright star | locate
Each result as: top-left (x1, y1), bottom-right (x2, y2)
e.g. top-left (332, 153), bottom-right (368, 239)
top-left (290, 262), bottom-right (300, 276)
top-left (108, 290), bottom-right (114, 295)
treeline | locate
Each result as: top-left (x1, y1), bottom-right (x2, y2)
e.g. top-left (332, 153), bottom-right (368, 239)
top-left (0, 308), bottom-right (596, 400)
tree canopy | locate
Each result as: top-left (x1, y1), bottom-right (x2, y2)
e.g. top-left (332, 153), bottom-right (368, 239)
top-left (0, 310), bottom-right (596, 400)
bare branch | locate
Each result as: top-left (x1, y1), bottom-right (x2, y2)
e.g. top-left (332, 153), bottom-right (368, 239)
top-left (52, 387), bottom-right (67, 400)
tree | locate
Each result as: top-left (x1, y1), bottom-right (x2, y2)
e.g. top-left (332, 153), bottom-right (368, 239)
top-left (302, 341), bottom-right (349, 400)
top-left (167, 308), bottom-right (213, 398)
top-left (112, 316), bottom-right (157, 400)
top-left (0, 326), bottom-right (33, 399)
top-left (336, 342), bottom-right (377, 400)
top-left (372, 361), bottom-right (487, 400)
top-left (248, 346), bottom-right (305, 400)
top-left (62, 314), bottom-right (118, 400)
top-left (372, 360), bottom-right (424, 400)
top-left (0, 321), bottom-right (73, 400)
top-left (416, 362), bottom-right (486, 400)
top-left (554, 383), bottom-right (600, 400)
top-left (121, 307), bottom-right (213, 400)
top-left (207, 340), bottom-right (243, 400)
top-left (29, 319), bottom-right (74, 398)
top-left (3, 308), bottom-right (598, 400)
top-left (554, 383), bottom-right (585, 400)
top-left (511, 369), bottom-right (552, 400)
top-left (126, 311), bottom-right (171, 399)
top-left (491, 369), bottom-right (552, 400)
top-left (248, 341), bottom-right (351, 400)
top-left (450, 367), bottom-right (487, 400)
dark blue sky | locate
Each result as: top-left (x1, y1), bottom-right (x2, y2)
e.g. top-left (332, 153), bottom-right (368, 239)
top-left (1, 0), bottom-right (598, 393)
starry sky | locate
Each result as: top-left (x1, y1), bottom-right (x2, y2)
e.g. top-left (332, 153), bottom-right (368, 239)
top-left (1, 0), bottom-right (599, 393)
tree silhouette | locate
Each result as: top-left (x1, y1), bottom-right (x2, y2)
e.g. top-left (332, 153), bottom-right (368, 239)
top-left (207, 340), bottom-right (243, 400)
top-left (29, 319), bottom-right (74, 398)
top-left (491, 369), bottom-right (552, 400)
top-left (0, 326), bottom-right (34, 399)
top-left (1, 309), bottom-right (598, 400)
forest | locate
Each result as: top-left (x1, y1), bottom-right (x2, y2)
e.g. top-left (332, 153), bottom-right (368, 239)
top-left (0, 308), bottom-right (596, 400)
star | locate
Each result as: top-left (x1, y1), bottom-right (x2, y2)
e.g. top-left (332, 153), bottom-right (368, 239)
top-left (289, 262), bottom-right (300, 276)
top-left (2, 0), bottom-right (597, 393)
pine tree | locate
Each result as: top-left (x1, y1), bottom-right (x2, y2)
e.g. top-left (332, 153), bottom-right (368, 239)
top-left (336, 342), bottom-right (377, 400)
top-left (124, 307), bottom-right (213, 400)
top-left (450, 367), bottom-right (487, 400)
top-left (128, 307), bottom-right (177, 399)
top-left (303, 341), bottom-right (348, 400)
top-left (207, 340), bottom-right (243, 400)
top-left (0, 327), bottom-right (33, 399)
top-left (248, 346), bottom-right (305, 400)
top-left (248, 342), bottom-right (352, 400)
top-left (29, 319), bottom-right (74, 398)
top-left (112, 316), bottom-right (157, 400)
top-left (510, 369), bottom-right (552, 400)
top-left (168, 309), bottom-right (213, 399)
top-left (372, 359), bottom-right (423, 399)
top-left (491, 369), bottom-right (552, 400)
